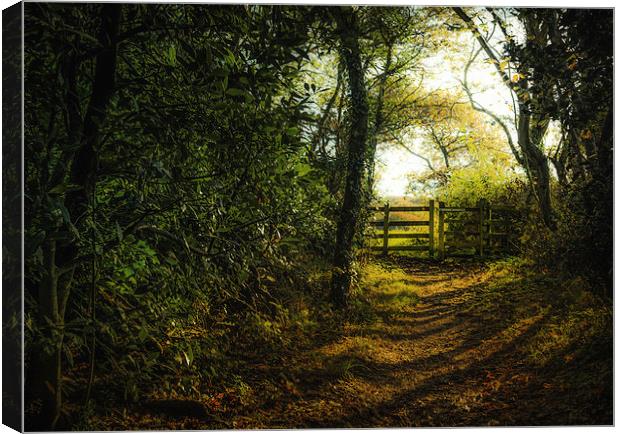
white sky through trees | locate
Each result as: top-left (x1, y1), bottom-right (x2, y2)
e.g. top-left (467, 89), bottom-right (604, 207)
top-left (374, 11), bottom-right (519, 199)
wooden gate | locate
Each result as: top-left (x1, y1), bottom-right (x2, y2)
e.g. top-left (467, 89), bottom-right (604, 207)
top-left (367, 199), bottom-right (517, 258)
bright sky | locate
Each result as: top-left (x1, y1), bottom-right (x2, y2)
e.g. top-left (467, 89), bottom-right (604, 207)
top-left (375, 18), bottom-right (517, 198)
top-left (375, 145), bottom-right (426, 197)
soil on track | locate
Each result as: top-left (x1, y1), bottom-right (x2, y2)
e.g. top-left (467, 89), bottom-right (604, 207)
top-left (229, 258), bottom-right (611, 428)
top-left (119, 257), bottom-right (611, 429)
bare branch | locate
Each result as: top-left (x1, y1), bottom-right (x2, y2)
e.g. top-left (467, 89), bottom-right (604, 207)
top-left (452, 7), bottom-right (523, 98)
top-left (460, 42), bottom-right (524, 165)
top-left (386, 132), bottom-right (436, 173)
top-left (485, 7), bottom-right (512, 42)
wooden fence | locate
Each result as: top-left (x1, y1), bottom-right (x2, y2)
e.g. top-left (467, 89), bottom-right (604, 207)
top-left (367, 199), bottom-right (517, 258)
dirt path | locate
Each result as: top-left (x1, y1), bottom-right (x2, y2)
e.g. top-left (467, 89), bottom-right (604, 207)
top-left (119, 257), bottom-right (610, 429)
top-left (228, 257), bottom-right (611, 428)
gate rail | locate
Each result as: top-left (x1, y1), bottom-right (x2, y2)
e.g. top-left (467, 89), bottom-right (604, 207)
top-left (367, 199), bottom-right (517, 259)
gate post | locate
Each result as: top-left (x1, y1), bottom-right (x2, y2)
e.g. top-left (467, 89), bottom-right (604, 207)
top-left (429, 199), bottom-right (436, 259)
top-left (382, 202), bottom-right (390, 256)
top-left (438, 201), bottom-right (445, 260)
top-left (478, 199), bottom-right (487, 257)
top-left (487, 203), bottom-right (492, 253)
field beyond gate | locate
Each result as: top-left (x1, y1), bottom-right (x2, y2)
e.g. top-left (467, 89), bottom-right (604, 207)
top-left (366, 200), bottom-right (518, 258)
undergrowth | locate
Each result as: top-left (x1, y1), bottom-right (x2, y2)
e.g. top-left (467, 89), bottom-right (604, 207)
top-left (83, 255), bottom-right (611, 429)
top-left (470, 257), bottom-right (612, 422)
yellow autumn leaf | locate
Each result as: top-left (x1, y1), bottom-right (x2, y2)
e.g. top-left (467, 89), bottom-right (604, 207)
top-left (568, 59), bottom-right (578, 70)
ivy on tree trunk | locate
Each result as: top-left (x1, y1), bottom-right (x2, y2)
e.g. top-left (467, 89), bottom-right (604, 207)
top-left (330, 7), bottom-right (369, 308)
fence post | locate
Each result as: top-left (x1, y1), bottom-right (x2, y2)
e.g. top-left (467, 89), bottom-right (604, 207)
top-left (382, 202), bottom-right (390, 256)
top-left (487, 203), bottom-right (492, 253)
top-left (429, 199), bottom-right (435, 259)
top-left (478, 198), bottom-right (487, 257)
top-left (438, 201), bottom-right (445, 260)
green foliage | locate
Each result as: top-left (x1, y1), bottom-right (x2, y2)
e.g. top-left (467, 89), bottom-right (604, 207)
top-left (476, 257), bottom-right (611, 371)
top-left (521, 180), bottom-right (613, 298)
top-left (20, 3), bottom-right (612, 429)
top-left (436, 163), bottom-right (525, 206)
top-left (23, 4), bottom-right (343, 426)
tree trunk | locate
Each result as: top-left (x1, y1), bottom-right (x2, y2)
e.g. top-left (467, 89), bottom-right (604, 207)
top-left (594, 104), bottom-right (613, 180)
top-left (29, 239), bottom-right (62, 430)
top-left (517, 103), bottom-right (555, 229)
top-left (454, 7), bottom-right (556, 229)
top-left (330, 8), bottom-right (369, 308)
top-left (66, 4), bottom-right (122, 225)
top-left (27, 5), bottom-right (122, 430)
